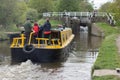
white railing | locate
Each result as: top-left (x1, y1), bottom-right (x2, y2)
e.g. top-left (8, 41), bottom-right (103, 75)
top-left (43, 12), bottom-right (107, 17)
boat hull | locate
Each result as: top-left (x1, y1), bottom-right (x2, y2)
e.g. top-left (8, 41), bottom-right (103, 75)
top-left (11, 46), bottom-right (71, 63)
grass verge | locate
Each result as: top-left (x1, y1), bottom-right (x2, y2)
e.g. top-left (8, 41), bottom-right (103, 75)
top-left (92, 22), bottom-right (120, 79)
top-left (93, 75), bottom-right (120, 80)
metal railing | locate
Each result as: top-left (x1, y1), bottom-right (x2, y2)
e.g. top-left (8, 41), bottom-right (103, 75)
top-left (10, 34), bottom-right (26, 48)
top-left (43, 12), bottom-right (107, 17)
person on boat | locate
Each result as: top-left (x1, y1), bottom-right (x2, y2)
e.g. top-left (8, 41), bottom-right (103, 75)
top-left (23, 18), bottom-right (32, 43)
top-left (38, 25), bottom-right (44, 38)
top-left (57, 24), bottom-right (64, 30)
top-left (58, 24), bottom-right (63, 28)
top-left (32, 22), bottom-right (39, 43)
top-left (43, 18), bottom-right (51, 44)
top-left (32, 22), bottom-right (39, 36)
top-left (43, 18), bottom-right (51, 37)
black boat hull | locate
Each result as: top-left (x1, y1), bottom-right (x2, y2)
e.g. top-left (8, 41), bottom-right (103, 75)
top-left (11, 46), bottom-right (71, 63)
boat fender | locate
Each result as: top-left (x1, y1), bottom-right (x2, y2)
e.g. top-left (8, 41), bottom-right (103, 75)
top-left (23, 44), bottom-right (35, 53)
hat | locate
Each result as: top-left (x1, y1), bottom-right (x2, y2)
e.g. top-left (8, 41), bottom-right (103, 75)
top-left (26, 18), bottom-right (30, 20)
top-left (34, 22), bottom-right (38, 26)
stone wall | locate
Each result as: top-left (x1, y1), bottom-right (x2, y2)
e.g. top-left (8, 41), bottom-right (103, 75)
top-left (91, 23), bottom-right (104, 37)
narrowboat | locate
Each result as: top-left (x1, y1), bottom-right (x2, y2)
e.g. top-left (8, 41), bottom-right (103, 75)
top-left (10, 28), bottom-right (74, 63)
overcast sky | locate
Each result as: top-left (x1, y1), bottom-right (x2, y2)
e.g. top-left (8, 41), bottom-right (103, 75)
top-left (89, 0), bottom-right (113, 9)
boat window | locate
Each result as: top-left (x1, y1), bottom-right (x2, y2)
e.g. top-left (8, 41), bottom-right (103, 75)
top-left (66, 33), bottom-right (68, 40)
top-left (63, 34), bottom-right (65, 42)
top-left (51, 31), bottom-right (60, 39)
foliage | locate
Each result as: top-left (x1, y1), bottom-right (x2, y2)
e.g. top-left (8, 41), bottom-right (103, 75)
top-left (29, 0), bottom-right (53, 18)
top-left (54, 0), bottom-right (93, 12)
top-left (14, 1), bottom-right (28, 26)
top-left (0, 0), bottom-right (28, 28)
top-left (0, 24), bottom-right (21, 40)
top-left (99, 0), bottom-right (120, 26)
top-left (99, 2), bottom-right (113, 12)
top-left (38, 19), bottom-right (62, 27)
top-left (52, 0), bottom-right (60, 11)
top-left (111, 0), bottom-right (120, 26)
top-left (0, 0), bottom-right (17, 26)
top-left (57, 0), bottom-right (79, 11)
top-left (26, 8), bottom-right (39, 21)
top-left (79, 1), bottom-right (93, 11)
top-left (0, 24), bottom-right (20, 32)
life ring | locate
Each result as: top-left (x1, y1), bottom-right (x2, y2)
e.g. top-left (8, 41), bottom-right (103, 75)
top-left (23, 44), bottom-right (35, 53)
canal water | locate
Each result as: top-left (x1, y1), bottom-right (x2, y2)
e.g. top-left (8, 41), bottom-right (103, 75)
top-left (0, 29), bottom-right (102, 80)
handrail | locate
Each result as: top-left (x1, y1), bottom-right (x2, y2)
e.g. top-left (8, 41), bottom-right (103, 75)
top-left (43, 12), bottom-right (107, 17)
top-left (36, 38), bottom-right (49, 47)
top-left (28, 32), bottom-right (34, 45)
top-left (51, 38), bottom-right (61, 46)
top-left (36, 38), bottom-right (61, 47)
top-left (10, 34), bottom-right (26, 47)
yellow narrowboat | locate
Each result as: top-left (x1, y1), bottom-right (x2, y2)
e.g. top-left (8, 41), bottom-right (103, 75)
top-left (10, 27), bottom-right (74, 63)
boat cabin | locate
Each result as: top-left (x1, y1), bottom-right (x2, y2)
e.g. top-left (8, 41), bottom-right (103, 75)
top-left (10, 28), bottom-right (73, 49)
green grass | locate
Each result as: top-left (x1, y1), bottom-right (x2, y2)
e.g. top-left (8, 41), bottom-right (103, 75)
top-left (93, 75), bottom-right (120, 80)
top-left (93, 22), bottom-right (120, 69)
top-left (92, 22), bottom-right (120, 80)
top-left (96, 23), bottom-right (120, 36)
top-left (38, 19), bottom-right (63, 28)
top-left (94, 34), bottom-right (120, 69)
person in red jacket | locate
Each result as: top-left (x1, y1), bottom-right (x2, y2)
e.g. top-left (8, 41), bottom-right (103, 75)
top-left (32, 22), bottom-right (39, 43)
top-left (33, 22), bottom-right (39, 35)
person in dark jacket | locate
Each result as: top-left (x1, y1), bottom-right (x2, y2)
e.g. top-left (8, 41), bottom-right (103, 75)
top-left (43, 18), bottom-right (51, 44)
top-left (24, 18), bottom-right (32, 43)
top-left (43, 18), bottom-right (51, 38)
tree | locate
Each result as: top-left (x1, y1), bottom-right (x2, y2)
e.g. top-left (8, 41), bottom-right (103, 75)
top-left (79, 1), bottom-right (93, 11)
top-left (13, 1), bottom-right (28, 26)
top-left (99, 0), bottom-right (120, 26)
top-left (0, 0), bottom-right (28, 28)
top-left (0, 0), bottom-right (18, 26)
top-left (57, 0), bottom-right (79, 11)
top-left (110, 0), bottom-right (120, 25)
top-left (26, 8), bottom-right (38, 21)
top-left (52, 0), bottom-right (60, 11)
top-left (99, 2), bottom-right (113, 12)
top-left (29, 0), bottom-right (53, 18)
top-left (57, 0), bottom-right (93, 12)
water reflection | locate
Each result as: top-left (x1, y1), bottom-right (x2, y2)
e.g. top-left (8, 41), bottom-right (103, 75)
top-left (0, 28), bottom-right (102, 80)
top-left (0, 41), bottom-right (11, 64)
top-left (0, 41), bottom-right (10, 56)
